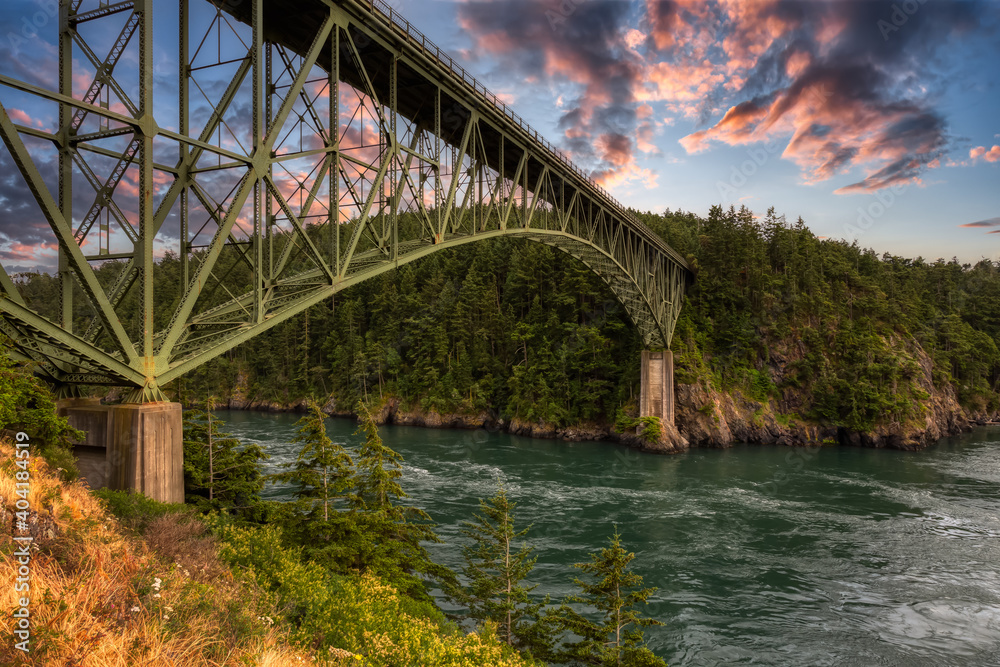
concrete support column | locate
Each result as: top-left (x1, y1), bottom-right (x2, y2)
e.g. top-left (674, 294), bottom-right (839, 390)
top-left (639, 349), bottom-right (675, 425)
top-left (58, 400), bottom-right (184, 504)
top-left (107, 403), bottom-right (184, 504)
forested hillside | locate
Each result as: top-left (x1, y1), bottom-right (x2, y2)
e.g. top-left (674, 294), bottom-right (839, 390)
top-left (647, 205), bottom-right (1000, 448)
top-left (13, 204), bottom-right (1000, 448)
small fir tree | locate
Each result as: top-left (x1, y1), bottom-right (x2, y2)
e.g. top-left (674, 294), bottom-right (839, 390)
top-left (183, 399), bottom-right (268, 520)
top-left (450, 482), bottom-right (557, 658)
top-left (557, 527), bottom-right (666, 667)
top-left (270, 399), bottom-right (354, 521)
top-left (268, 399), bottom-right (358, 568)
top-left (349, 401), bottom-right (453, 601)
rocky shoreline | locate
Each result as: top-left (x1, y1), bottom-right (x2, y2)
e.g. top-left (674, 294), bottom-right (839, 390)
top-left (204, 380), bottom-right (997, 456)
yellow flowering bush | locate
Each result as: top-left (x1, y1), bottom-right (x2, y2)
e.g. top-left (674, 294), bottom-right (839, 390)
top-left (211, 520), bottom-right (540, 666)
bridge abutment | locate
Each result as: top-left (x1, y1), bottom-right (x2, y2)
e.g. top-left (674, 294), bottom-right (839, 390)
top-left (58, 400), bottom-right (184, 504)
top-left (639, 350), bottom-right (675, 425)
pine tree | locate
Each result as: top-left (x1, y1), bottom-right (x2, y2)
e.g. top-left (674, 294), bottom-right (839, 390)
top-left (449, 482), bottom-right (556, 656)
top-left (183, 400), bottom-right (268, 520)
top-left (269, 399), bottom-right (353, 521)
top-left (349, 400), bottom-right (453, 601)
top-left (557, 527), bottom-right (666, 667)
top-left (267, 399), bottom-right (358, 569)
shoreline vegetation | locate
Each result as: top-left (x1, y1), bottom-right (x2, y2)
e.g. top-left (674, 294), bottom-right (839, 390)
top-left (85, 203), bottom-right (996, 456)
top-left (0, 356), bottom-right (669, 665)
top-left (12, 203), bottom-right (1000, 454)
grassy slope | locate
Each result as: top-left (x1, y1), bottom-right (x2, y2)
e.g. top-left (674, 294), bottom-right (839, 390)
top-left (0, 441), bottom-right (537, 666)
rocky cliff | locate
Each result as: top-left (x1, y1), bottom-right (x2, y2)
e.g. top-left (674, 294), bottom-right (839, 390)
top-left (186, 342), bottom-right (996, 455)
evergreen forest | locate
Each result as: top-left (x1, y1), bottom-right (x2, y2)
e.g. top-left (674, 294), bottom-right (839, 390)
top-left (11, 204), bottom-right (1000, 435)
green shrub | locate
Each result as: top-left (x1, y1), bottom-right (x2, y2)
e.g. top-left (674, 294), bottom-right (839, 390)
top-left (93, 488), bottom-right (189, 533)
top-left (0, 342), bottom-right (83, 480)
top-left (637, 416), bottom-right (662, 443)
top-left (207, 518), bottom-right (537, 665)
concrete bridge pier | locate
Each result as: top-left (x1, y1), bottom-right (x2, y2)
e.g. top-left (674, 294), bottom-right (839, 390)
top-left (639, 350), bottom-right (675, 425)
top-left (57, 399), bottom-right (184, 504)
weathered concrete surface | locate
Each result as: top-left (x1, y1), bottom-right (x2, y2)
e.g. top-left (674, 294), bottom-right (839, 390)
top-left (59, 400), bottom-right (184, 504)
top-left (57, 398), bottom-right (110, 489)
top-left (107, 403), bottom-right (184, 504)
top-left (640, 349), bottom-right (675, 425)
top-left (56, 398), bottom-right (109, 447)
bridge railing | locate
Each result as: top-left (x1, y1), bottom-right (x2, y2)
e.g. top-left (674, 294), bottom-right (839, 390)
top-left (363, 0), bottom-right (639, 227)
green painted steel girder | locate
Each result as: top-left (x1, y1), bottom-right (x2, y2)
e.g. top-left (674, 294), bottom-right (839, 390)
top-left (0, 0), bottom-right (691, 402)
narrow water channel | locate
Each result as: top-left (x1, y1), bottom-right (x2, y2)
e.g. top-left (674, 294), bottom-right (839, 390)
top-left (217, 411), bottom-right (1000, 666)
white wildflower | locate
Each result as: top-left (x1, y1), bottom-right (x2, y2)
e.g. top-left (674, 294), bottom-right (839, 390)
top-left (131, 606), bottom-right (139, 612)
top-left (153, 593), bottom-right (161, 598)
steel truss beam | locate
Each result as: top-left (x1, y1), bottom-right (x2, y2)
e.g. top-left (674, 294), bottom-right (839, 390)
top-left (0, 0), bottom-right (690, 402)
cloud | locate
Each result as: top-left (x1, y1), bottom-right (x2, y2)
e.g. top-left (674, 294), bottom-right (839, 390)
top-left (456, 0), bottom-right (656, 189)
top-left (677, 0), bottom-right (991, 194)
top-left (960, 217), bottom-right (1000, 229)
top-left (970, 145), bottom-right (1000, 163)
top-left (456, 0), bottom-right (996, 196)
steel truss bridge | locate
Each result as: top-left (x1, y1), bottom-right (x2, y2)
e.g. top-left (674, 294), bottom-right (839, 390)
top-left (0, 0), bottom-right (691, 403)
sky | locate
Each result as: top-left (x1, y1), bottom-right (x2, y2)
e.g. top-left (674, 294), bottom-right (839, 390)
top-left (397, 0), bottom-right (1000, 263)
top-left (0, 0), bottom-right (998, 274)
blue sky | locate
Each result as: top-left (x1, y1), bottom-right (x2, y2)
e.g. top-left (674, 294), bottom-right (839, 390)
top-left (0, 0), bottom-right (998, 271)
top-left (394, 0), bottom-right (1000, 262)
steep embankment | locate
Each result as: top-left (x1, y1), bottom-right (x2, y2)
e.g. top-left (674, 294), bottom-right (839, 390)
top-left (673, 343), bottom-right (976, 451)
top-left (0, 441), bottom-right (539, 666)
top-left (0, 440), bottom-right (315, 666)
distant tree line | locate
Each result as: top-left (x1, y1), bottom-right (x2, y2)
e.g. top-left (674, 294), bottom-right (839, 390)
top-left (12, 204), bottom-right (1000, 432)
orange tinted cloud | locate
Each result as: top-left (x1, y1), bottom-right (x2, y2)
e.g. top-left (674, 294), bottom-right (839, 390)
top-left (959, 217), bottom-right (1000, 229)
top-left (7, 107), bottom-right (42, 128)
top-left (457, 0), bottom-right (987, 196)
top-left (970, 145), bottom-right (1000, 163)
top-left (673, 1), bottom-right (980, 193)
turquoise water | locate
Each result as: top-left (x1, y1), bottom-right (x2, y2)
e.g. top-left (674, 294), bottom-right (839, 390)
top-left (217, 411), bottom-right (1000, 666)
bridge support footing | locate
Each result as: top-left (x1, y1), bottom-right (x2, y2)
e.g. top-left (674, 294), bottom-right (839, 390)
top-left (58, 400), bottom-right (184, 504)
top-left (639, 350), bottom-right (675, 426)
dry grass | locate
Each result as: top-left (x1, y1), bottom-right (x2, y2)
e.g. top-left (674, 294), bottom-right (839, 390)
top-left (0, 440), bottom-right (318, 666)
top-left (143, 514), bottom-right (230, 583)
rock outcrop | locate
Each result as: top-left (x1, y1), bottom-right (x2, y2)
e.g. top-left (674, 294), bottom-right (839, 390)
top-left (172, 339), bottom-right (993, 455)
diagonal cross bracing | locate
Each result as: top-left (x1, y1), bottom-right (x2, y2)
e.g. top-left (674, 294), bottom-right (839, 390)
top-left (0, 0), bottom-right (690, 402)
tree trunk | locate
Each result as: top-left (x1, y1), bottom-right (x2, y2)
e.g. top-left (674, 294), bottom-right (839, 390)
top-left (207, 399), bottom-right (215, 501)
top-left (615, 581), bottom-right (621, 666)
top-left (505, 515), bottom-right (512, 645)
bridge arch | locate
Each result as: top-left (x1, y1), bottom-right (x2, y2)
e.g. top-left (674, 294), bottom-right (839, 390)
top-left (0, 0), bottom-right (691, 402)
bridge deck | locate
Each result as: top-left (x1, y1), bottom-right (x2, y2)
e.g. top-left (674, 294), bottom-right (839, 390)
top-left (217, 0), bottom-right (689, 270)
